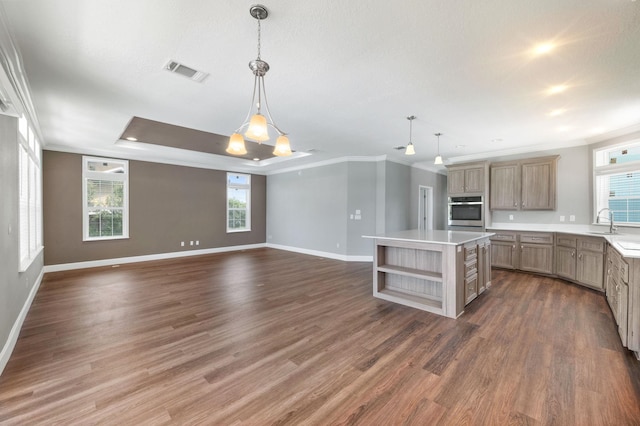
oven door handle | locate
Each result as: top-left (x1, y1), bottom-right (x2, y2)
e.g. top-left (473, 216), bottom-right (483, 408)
top-left (449, 202), bottom-right (483, 205)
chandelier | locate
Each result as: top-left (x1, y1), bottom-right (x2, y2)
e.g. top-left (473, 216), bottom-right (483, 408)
top-left (405, 116), bottom-right (416, 155)
top-left (226, 4), bottom-right (292, 157)
top-left (434, 132), bottom-right (443, 164)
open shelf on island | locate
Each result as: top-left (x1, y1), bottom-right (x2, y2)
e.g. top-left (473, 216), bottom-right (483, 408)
top-left (377, 288), bottom-right (443, 314)
top-left (377, 264), bottom-right (443, 281)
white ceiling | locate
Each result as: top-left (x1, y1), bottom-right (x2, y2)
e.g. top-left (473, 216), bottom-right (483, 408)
top-left (2, 0), bottom-right (640, 173)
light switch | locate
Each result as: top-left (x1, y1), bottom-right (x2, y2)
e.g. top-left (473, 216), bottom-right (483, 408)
top-left (570, 215), bottom-right (576, 222)
top-left (509, 214), bottom-right (514, 221)
top-left (560, 216), bottom-right (565, 222)
top-left (355, 209), bottom-right (361, 215)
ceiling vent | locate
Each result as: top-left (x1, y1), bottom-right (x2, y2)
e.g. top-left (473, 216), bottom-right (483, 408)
top-left (164, 60), bottom-right (208, 83)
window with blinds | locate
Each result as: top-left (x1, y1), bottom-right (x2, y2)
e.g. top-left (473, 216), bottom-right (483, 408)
top-left (18, 115), bottom-right (42, 271)
top-left (82, 156), bottom-right (129, 240)
top-left (594, 142), bottom-right (640, 225)
top-left (227, 173), bottom-right (251, 232)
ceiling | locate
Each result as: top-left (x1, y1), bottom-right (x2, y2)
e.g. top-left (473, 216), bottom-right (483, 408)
top-left (1, 0), bottom-right (639, 174)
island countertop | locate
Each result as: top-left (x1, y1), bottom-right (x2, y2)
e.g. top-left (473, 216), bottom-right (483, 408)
top-left (364, 229), bottom-right (495, 246)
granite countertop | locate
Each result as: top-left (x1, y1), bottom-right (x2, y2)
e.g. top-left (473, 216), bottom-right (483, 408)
top-left (363, 229), bottom-right (495, 246)
top-left (488, 223), bottom-right (640, 259)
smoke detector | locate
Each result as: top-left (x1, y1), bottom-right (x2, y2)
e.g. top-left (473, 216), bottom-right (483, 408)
top-left (164, 60), bottom-right (209, 82)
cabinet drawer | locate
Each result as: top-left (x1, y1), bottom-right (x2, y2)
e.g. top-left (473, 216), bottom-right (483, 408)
top-left (489, 232), bottom-right (517, 242)
top-left (464, 259), bottom-right (477, 277)
top-left (556, 234), bottom-right (577, 248)
top-left (577, 237), bottom-right (604, 253)
top-left (464, 245), bottom-right (477, 260)
top-left (520, 233), bottom-right (553, 244)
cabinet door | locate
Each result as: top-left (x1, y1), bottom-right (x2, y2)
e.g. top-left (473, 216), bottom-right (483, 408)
top-left (490, 163), bottom-right (519, 210)
top-left (465, 167), bottom-right (485, 193)
top-left (447, 169), bottom-right (466, 194)
top-left (519, 243), bottom-right (554, 275)
top-left (521, 159), bottom-right (556, 210)
top-left (556, 246), bottom-right (576, 280)
top-left (465, 274), bottom-right (478, 305)
top-left (618, 282), bottom-right (629, 347)
top-left (491, 241), bottom-right (517, 269)
top-left (478, 243), bottom-right (491, 295)
top-left (576, 251), bottom-right (604, 290)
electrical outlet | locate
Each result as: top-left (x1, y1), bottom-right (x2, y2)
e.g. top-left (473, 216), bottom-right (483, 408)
top-left (195, 240), bottom-right (199, 246)
top-left (560, 216), bottom-right (565, 222)
top-left (190, 241), bottom-right (194, 246)
top-left (570, 215), bottom-right (576, 222)
top-left (181, 241), bottom-right (185, 247)
top-left (509, 214), bottom-right (514, 221)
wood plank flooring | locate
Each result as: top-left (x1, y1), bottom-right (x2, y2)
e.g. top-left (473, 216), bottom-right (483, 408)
top-left (1, 248), bottom-right (639, 425)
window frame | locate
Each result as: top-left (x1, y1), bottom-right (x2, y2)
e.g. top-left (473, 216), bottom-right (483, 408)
top-left (82, 156), bottom-right (130, 241)
top-left (593, 139), bottom-right (640, 227)
top-left (18, 115), bottom-right (43, 272)
top-left (226, 172), bottom-right (251, 233)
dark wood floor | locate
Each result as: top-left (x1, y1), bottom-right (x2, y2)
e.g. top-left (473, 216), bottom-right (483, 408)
top-left (1, 248), bottom-right (639, 425)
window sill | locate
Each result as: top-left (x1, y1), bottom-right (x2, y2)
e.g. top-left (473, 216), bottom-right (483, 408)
top-left (226, 229), bottom-right (252, 233)
top-left (83, 235), bottom-right (130, 242)
top-left (19, 245), bottom-right (44, 273)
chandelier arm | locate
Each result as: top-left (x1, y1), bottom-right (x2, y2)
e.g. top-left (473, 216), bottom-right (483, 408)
top-left (259, 76), bottom-right (286, 135)
top-left (235, 74), bottom-right (260, 133)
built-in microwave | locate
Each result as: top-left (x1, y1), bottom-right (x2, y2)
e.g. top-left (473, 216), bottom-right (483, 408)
top-left (448, 196), bottom-right (484, 227)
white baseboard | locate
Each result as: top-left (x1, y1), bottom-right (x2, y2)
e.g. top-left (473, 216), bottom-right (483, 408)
top-left (266, 243), bottom-right (373, 262)
top-left (43, 243), bottom-right (267, 273)
top-left (0, 268), bottom-right (44, 376)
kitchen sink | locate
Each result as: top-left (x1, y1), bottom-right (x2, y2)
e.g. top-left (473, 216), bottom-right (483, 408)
top-left (587, 231), bottom-right (617, 235)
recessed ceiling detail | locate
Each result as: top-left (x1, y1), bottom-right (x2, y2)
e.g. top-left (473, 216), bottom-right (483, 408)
top-left (119, 117), bottom-right (276, 161)
top-left (164, 60), bottom-right (208, 83)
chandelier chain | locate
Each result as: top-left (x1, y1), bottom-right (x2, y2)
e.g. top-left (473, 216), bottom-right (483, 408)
top-left (256, 18), bottom-right (262, 60)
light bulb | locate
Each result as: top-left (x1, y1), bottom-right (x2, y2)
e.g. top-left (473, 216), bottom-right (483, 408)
top-left (434, 155), bottom-right (443, 165)
top-left (226, 133), bottom-right (247, 155)
top-left (273, 135), bottom-right (292, 156)
top-left (405, 143), bottom-right (415, 156)
top-left (244, 113), bottom-right (269, 142)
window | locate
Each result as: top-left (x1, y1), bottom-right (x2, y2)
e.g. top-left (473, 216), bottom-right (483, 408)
top-left (83, 156), bottom-right (129, 240)
top-left (227, 173), bottom-right (251, 232)
top-left (18, 115), bottom-right (42, 271)
top-left (594, 141), bottom-right (640, 225)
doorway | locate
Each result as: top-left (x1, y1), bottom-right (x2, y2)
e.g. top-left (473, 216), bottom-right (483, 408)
top-left (418, 186), bottom-right (433, 231)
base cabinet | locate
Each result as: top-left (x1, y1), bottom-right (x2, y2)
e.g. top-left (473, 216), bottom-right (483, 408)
top-left (490, 232), bottom-right (518, 269)
top-left (606, 246), bottom-right (630, 348)
top-left (518, 232), bottom-right (554, 275)
top-left (556, 234), bottom-right (604, 291)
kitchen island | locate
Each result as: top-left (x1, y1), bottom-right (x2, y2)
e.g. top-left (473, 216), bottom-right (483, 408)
top-left (364, 230), bottom-right (494, 319)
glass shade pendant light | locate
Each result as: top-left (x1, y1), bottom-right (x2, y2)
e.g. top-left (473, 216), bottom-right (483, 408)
top-left (434, 132), bottom-right (444, 165)
top-left (226, 4), bottom-right (292, 157)
top-left (405, 115), bottom-right (416, 156)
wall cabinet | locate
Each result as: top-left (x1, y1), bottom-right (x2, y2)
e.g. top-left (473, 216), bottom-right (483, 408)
top-left (447, 163), bottom-right (486, 195)
top-left (556, 234), bottom-right (604, 290)
top-left (490, 156), bottom-right (558, 211)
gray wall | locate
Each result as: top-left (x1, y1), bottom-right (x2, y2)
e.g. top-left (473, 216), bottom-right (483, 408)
top-left (488, 145), bottom-right (590, 225)
top-left (346, 162), bottom-right (377, 255)
top-left (383, 161), bottom-right (411, 233)
top-left (1, 114), bottom-right (44, 369)
top-left (43, 151), bottom-right (267, 265)
top-left (267, 159), bottom-right (414, 257)
top-left (267, 162), bottom-right (349, 255)
top-left (410, 167), bottom-right (448, 230)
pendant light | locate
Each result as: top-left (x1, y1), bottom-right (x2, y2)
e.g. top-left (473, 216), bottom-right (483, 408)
top-left (226, 4), bottom-right (292, 157)
top-left (405, 115), bottom-right (416, 156)
top-left (434, 132), bottom-right (443, 165)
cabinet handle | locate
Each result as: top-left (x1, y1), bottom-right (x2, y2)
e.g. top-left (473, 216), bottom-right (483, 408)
top-left (571, 251), bottom-right (575, 257)
top-left (522, 202), bottom-right (525, 207)
top-left (512, 245), bottom-right (516, 249)
top-left (578, 254), bottom-right (583, 260)
top-left (514, 202), bottom-right (518, 207)
top-left (521, 245), bottom-right (524, 250)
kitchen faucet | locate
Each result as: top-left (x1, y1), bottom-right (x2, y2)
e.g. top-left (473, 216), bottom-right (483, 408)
top-left (596, 207), bottom-right (617, 234)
